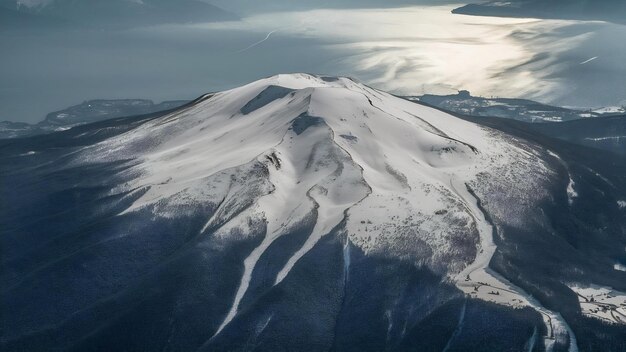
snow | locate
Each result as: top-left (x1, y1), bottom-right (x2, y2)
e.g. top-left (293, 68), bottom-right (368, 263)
top-left (452, 176), bottom-right (577, 352)
top-left (593, 106), bottom-right (626, 114)
top-left (569, 284), bottom-right (626, 325)
top-left (547, 150), bottom-right (577, 205)
top-left (343, 239), bottom-right (351, 282)
top-left (526, 327), bottom-right (538, 352)
top-left (584, 136), bottom-right (626, 142)
top-left (615, 264), bottom-right (626, 272)
top-left (442, 300), bottom-right (466, 352)
top-left (566, 178), bottom-right (578, 205)
top-left (75, 74), bottom-right (573, 346)
top-left (618, 200), bottom-right (626, 209)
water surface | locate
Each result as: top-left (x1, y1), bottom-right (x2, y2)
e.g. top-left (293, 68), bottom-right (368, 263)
top-left (2, 5), bottom-right (625, 122)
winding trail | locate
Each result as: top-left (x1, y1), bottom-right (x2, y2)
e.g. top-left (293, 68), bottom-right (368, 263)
top-left (575, 290), bottom-right (626, 324)
top-left (449, 179), bottom-right (578, 352)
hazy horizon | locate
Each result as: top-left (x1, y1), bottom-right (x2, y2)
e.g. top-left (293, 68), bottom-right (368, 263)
top-left (2, 1), bottom-right (626, 123)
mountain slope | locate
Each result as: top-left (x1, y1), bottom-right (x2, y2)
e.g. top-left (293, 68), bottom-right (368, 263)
top-left (414, 93), bottom-right (626, 155)
top-left (1, 74), bottom-right (625, 351)
top-left (528, 115), bottom-right (626, 155)
top-left (453, 0), bottom-right (626, 25)
top-left (0, 99), bottom-right (188, 139)
top-left (414, 91), bottom-right (604, 123)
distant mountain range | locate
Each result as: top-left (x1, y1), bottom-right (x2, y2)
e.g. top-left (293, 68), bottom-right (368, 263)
top-left (0, 0), bottom-right (237, 30)
top-left (414, 90), bottom-right (619, 123)
top-left (529, 115), bottom-right (626, 156)
top-left (0, 99), bottom-right (187, 138)
top-left (453, 0), bottom-right (626, 25)
top-left (4, 90), bottom-right (625, 158)
top-left (415, 91), bottom-right (626, 155)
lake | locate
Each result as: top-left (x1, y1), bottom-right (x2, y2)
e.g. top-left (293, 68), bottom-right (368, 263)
top-left (2, 5), bottom-right (625, 123)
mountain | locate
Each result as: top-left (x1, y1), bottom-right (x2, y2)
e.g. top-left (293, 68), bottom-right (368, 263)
top-left (413, 90), bottom-right (603, 123)
top-left (0, 0), bottom-right (237, 29)
top-left (43, 99), bottom-right (189, 126)
top-left (453, 0), bottom-right (626, 25)
top-left (0, 99), bottom-right (188, 139)
top-left (528, 115), bottom-right (626, 156)
top-left (1, 74), bottom-right (625, 351)
top-left (415, 92), bottom-right (626, 155)
top-left (0, 121), bottom-right (41, 139)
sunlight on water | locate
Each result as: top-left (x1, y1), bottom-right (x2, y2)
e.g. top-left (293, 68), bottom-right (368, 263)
top-left (3, 5), bottom-right (625, 122)
top-left (199, 5), bottom-right (590, 99)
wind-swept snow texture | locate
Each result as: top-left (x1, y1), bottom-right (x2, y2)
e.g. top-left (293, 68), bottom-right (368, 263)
top-left (86, 74), bottom-right (547, 271)
top-left (3, 74), bottom-right (626, 352)
top-left (76, 73), bottom-right (574, 346)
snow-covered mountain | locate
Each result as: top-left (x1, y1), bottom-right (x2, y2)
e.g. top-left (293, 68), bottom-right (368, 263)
top-left (413, 91), bottom-right (607, 123)
top-left (453, 0), bottom-right (626, 25)
top-left (2, 74), bottom-right (625, 351)
top-left (0, 99), bottom-right (188, 139)
top-left (412, 91), bottom-right (626, 155)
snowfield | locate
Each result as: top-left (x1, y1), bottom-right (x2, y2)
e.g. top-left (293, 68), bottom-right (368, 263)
top-left (76, 73), bottom-right (581, 349)
top-left (569, 284), bottom-right (626, 325)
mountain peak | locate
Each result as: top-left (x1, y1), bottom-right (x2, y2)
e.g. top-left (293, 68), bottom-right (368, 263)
top-left (73, 74), bottom-right (577, 342)
top-left (5, 74), bottom-right (626, 350)
top-left (89, 73), bottom-right (495, 221)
